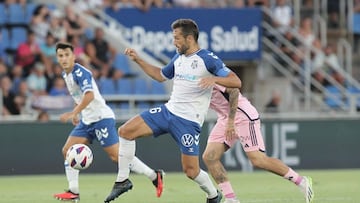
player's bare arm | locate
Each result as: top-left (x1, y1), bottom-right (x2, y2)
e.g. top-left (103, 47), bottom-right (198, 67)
top-left (60, 91), bottom-right (94, 123)
top-left (124, 48), bottom-right (165, 82)
top-left (225, 87), bottom-right (239, 141)
top-left (215, 72), bottom-right (241, 88)
top-left (199, 72), bottom-right (241, 89)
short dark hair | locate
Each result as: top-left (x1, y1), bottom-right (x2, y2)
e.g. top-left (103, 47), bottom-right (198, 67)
top-left (56, 42), bottom-right (74, 52)
top-left (171, 19), bottom-right (199, 42)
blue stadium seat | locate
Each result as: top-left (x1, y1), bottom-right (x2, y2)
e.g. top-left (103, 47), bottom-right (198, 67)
top-left (133, 78), bottom-right (151, 109)
top-left (150, 80), bottom-right (166, 95)
top-left (99, 78), bottom-right (118, 109)
top-left (47, 3), bottom-right (57, 11)
top-left (84, 28), bottom-right (94, 39)
top-left (149, 81), bottom-right (167, 107)
top-left (0, 3), bottom-right (7, 26)
top-left (324, 85), bottom-right (347, 109)
top-left (133, 78), bottom-right (149, 95)
top-left (9, 27), bottom-right (27, 50)
top-left (346, 86), bottom-right (360, 108)
top-left (113, 54), bottom-right (131, 75)
top-left (116, 78), bottom-right (134, 110)
top-left (1, 28), bottom-right (10, 51)
top-left (98, 78), bottom-right (117, 95)
top-left (8, 3), bottom-right (26, 24)
top-left (353, 13), bottom-right (360, 34)
top-left (116, 78), bottom-right (133, 94)
top-left (25, 3), bottom-right (37, 23)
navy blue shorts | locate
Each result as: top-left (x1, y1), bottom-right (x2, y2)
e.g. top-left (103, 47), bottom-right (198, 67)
top-left (140, 104), bottom-right (201, 155)
top-left (70, 118), bottom-right (119, 147)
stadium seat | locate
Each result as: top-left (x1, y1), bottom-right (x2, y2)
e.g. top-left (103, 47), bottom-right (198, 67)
top-left (1, 28), bottom-right (10, 51)
top-left (324, 85), bottom-right (347, 109)
top-left (133, 78), bottom-right (152, 109)
top-left (113, 54), bottom-right (131, 75)
top-left (353, 13), bottom-right (360, 34)
top-left (9, 27), bottom-right (27, 50)
top-left (84, 28), bottom-right (94, 39)
top-left (133, 78), bottom-right (150, 95)
top-left (116, 78), bottom-right (134, 110)
top-left (25, 3), bottom-right (37, 23)
top-left (346, 86), bottom-right (360, 109)
top-left (8, 3), bottom-right (26, 25)
top-left (98, 78), bottom-right (117, 95)
top-left (47, 3), bottom-right (57, 11)
top-left (116, 78), bottom-right (133, 94)
top-left (98, 78), bottom-right (118, 109)
top-left (150, 80), bottom-right (167, 95)
top-left (0, 3), bottom-right (7, 26)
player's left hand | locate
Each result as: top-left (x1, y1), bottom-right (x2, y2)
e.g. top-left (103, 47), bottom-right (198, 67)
top-left (60, 112), bottom-right (76, 123)
top-left (225, 123), bottom-right (237, 141)
top-left (199, 77), bottom-right (216, 89)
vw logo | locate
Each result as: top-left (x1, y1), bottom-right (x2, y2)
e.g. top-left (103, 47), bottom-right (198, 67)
top-left (181, 134), bottom-right (194, 147)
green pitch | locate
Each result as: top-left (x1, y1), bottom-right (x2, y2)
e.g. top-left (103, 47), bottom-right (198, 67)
top-left (0, 169), bottom-right (359, 203)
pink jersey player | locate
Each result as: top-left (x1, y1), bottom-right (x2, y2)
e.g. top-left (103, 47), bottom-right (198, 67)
top-left (204, 84), bottom-right (314, 203)
top-left (208, 84), bottom-right (265, 152)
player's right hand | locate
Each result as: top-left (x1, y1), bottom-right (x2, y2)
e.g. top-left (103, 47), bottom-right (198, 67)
top-left (60, 112), bottom-right (78, 125)
top-left (72, 114), bottom-right (79, 126)
top-left (124, 48), bottom-right (138, 61)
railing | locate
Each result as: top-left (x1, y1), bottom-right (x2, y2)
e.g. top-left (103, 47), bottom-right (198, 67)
top-left (104, 94), bottom-right (169, 107)
top-left (313, 14), bottom-right (327, 46)
top-left (337, 38), bottom-right (353, 77)
top-left (261, 6), bottom-right (359, 112)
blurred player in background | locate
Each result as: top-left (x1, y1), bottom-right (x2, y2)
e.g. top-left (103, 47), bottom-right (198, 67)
top-left (53, 42), bottom-right (164, 202)
top-left (202, 84), bottom-right (314, 203)
top-left (104, 18), bottom-right (241, 203)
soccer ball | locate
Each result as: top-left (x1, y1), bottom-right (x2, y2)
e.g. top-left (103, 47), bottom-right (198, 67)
top-left (66, 144), bottom-right (93, 170)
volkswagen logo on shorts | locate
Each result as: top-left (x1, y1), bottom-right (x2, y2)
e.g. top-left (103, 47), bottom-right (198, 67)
top-left (181, 134), bottom-right (194, 147)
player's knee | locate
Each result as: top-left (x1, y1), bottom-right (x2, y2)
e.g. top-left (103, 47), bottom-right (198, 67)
top-left (118, 126), bottom-right (128, 138)
top-left (61, 146), bottom-right (68, 158)
top-left (202, 152), bottom-right (214, 165)
top-left (109, 154), bottom-right (118, 163)
top-left (249, 155), bottom-right (266, 169)
top-left (183, 167), bottom-right (198, 179)
top-left (202, 149), bottom-right (220, 166)
top-left (118, 126), bottom-right (132, 140)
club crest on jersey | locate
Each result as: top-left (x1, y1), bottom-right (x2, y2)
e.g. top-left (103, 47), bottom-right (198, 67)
top-left (181, 134), bottom-right (194, 147)
top-left (191, 60), bottom-right (198, 69)
top-left (75, 69), bottom-right (83, 77)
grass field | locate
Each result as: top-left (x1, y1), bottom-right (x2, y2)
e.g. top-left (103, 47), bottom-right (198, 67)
top-left (0, 169), bottom-right (359, 203)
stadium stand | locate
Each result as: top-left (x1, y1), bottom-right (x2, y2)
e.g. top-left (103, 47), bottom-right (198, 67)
top-left (1, 0), bottom-right (360, 121)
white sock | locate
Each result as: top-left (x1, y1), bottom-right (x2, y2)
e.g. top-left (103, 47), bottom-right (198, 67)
top-left (129, 156), bottom-right (156, 181)
top-left (65, 160), bottom-right (79, 194)
top-left (194, 169), bottom-right (218, 199)
top-left (116, 137), bottom-right (136, 182)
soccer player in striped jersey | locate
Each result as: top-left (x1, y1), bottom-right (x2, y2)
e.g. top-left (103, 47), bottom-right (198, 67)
top-left (104, 19), bottom-right (241, 203)
top-left (53, 42), bottom-right (164, 202)
top-left (202, 84), bottom-right (314, 203)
